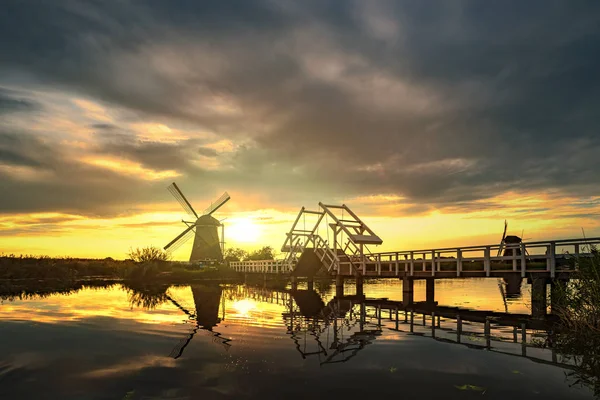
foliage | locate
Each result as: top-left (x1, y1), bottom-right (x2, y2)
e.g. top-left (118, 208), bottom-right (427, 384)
top-left (223, 247), bottom-right (248, 262)
top-left (224, 246), bottom-right (276, 261)
top-left (127, 246), bottom-right (171, 263)
top-left (246, 246), bottom-right (275, 261)
top-left (554, 245), bottom-right (600, 396)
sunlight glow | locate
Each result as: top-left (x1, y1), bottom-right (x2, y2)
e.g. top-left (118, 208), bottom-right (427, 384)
top-left (231, 299), bottom-right (257, 317)
top-left (226, 218), bottom-right (261, 244)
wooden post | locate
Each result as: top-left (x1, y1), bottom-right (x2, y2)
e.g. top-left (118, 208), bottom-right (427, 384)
top-left (512, 247), bottom-right (517, 271)
top-left (484, 318), bottom-right (491, 349)
top-left (377, 254), bottom-right (381, 276)
top-left (426, 278), bottom-right (435, 304)
top-left (395, 253), bottom-right (399, 276)
top-left (484, 246), bottom-right (491, 277)
top-left (410, 252), bottom-right (415, 276)
top-left (574, 243), bottom-right (580, 269)
top-left (457, 315), bottom-right (462, 343)
top-left (457, 249), bottom-right (462, 277)
top-left (520, 243), bottom-right (526, 278)
top-left (422, 253), bottom-right (427, 272)
top-left (410, 311), bottom-right (414, 333)
top-left (436, 252), bottom-right (441, 272)
top-left (431, 312), bottom-right (436, 338)
top-left (546, 244), bottom-right (552, 271)
top-left (521, 322), bottom-right (527, 356)
top-left (431, 250), bottom-right (436, 277)
top-left (403, 277), bottom-right (414, 305)
top-left (550, 242), bottom-right (556, 278)
top-left (395, 307), bottom-right (399, 330)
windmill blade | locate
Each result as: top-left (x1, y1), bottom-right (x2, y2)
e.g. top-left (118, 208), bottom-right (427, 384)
top-left (202, 192), bottom-right (230, 216)
top-left (167, 228), bottom-right (196, 254)
top-left (168, 182), bottom-right (198, 219)
top-left (164, 224), bottom-right (196, 251)
top-left (497, 220), bottom-right (508, 257)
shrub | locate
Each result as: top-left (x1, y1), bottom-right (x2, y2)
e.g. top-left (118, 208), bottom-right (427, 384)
top-left (554, 245), bottom-right (600, 395)
top-left (127, 246), bottom-right (171, 263)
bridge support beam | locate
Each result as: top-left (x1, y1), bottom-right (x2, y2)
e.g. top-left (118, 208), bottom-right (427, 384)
top-left (426, 278), bottom-right (435, 304)
top-left (336, 275), bottom-right (344, 297)
top-left (291, 276), bottom-right (298, 291)
top-left (356, 276), bottom-right (364, 297)
top-left (402, 277), bottom-right (414, 305)
top-left (531, 277), bottom-right (548, 318)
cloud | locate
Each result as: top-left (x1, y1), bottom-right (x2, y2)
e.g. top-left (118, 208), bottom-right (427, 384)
top-left (0, 88), bottom-right (40, 114)
top-left (0, 0), bottom-right (599, 218)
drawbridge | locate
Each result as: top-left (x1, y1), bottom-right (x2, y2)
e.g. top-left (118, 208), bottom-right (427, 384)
top-left (280, 203), bottom-right (383, 278)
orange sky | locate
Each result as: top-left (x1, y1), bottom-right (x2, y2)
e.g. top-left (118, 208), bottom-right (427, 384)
top-left (1, 190), bottom-right (599, 260)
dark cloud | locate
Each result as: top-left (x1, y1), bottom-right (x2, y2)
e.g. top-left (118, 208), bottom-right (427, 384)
top-left (0, 88), bottom-right (39, 114)
top-left (0, 0), bottom-right (599, 215)
top-left (197, 147), bottom-right (218, 157)
top-left (0, 130), bottom-right (159, 216)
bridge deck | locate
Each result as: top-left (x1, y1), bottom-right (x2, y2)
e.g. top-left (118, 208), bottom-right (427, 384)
top-left (231, 236), bottom-right (599, 279)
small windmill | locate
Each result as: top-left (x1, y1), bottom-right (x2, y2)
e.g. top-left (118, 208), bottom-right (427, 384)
top-left (497, 220), bottom-right (525, 257)
top-left (164, 182), bottom-right (230, 262)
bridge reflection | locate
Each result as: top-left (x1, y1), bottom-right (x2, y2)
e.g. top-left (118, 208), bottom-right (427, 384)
top-left (167, 283), bottom-right (573, 371)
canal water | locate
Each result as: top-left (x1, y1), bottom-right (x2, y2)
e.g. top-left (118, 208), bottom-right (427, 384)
top-left (0, 279), bottom-right (594, 399)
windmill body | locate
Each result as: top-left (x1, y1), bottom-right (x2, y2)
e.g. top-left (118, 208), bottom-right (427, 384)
top-left (190, 215), bottom-right (223, 262)
top-left (164, 182), bottom-right (230, 263)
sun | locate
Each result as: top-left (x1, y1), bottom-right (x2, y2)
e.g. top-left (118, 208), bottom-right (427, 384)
top-left (225, 217), bottom-right (261, 244)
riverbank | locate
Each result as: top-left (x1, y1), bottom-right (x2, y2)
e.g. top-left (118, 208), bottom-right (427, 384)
top-left (0, 254), bottom-right (241, 283)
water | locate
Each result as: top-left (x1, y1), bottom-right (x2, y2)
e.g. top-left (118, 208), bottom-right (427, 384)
top-left (0, 279), bottom-right (593, 399)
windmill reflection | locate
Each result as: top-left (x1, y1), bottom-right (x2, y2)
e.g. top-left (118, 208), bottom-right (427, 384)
top-left (166, 284), bottom-right (231, 358)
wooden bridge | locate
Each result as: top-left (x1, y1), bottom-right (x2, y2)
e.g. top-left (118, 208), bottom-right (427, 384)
top-left (230, 202), bottom-right (598, 316)
top-left (231, 202), bottom-right (598, 279)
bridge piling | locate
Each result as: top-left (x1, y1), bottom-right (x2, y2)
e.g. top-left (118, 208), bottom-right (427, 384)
top-left (336, 275), bottom-right (344, 297)
top-left (402, 277), bottom-right (414, 305)
top-left (426, 278), bottom-right (435, 304)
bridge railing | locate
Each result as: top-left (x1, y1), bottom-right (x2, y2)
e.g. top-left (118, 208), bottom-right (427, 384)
top-left (369, 237), bottom-right (600, 278)
top-left (229, 259), bottom-right (291, 274)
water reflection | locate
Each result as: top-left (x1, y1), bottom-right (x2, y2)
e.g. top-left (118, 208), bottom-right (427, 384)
top-left (0, 279), bottom-right (596, 399)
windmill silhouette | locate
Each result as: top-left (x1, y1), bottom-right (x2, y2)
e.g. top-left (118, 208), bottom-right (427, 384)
top-left (164, 182), bottom-right (230, 262)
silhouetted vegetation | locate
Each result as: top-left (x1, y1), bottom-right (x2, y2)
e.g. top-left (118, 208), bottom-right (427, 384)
top-left (127, 246), bottom-right (171, 263)
top-left (246, 246), bottom-right (275, 260)
top-left (0, 252), bottom-right (242, 284)
top-left (224, 246), bottom-right (275, 262)
top-left (554, 246), bottom-right (600, 396)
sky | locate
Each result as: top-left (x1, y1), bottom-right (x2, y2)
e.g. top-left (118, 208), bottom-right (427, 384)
top-left (1, 1), bottom-right (599, 260)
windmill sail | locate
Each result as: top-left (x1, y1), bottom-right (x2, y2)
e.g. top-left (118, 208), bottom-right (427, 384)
top-left (164, 224), bottom-right (196, 251)
top-left (497, 220), bottom-right (508, 257)
top-left (168, 182), bottom-right (198, 219)
top-left (202, 192), bottom-right (230, 216)
top-left (165, 227), bottom-right (196, 253)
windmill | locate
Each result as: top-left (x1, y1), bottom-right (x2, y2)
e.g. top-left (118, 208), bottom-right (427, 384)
top-left (164, 182), bottom-right (230, 262)
top-left (497, 220), bottom-right (526, 257)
